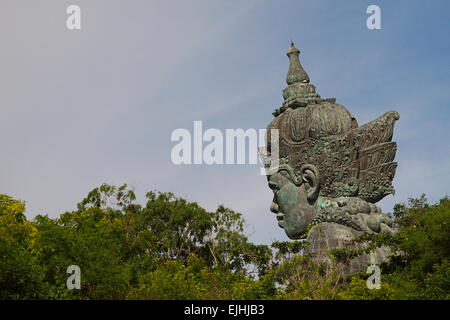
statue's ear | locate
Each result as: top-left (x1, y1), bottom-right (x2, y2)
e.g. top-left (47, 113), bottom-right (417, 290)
top-left (300, 164), bottom-right (320, 203)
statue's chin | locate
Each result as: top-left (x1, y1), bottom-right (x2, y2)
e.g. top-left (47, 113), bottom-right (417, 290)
top-left (284, 227), bottom-right (306, 240)
top-left (285, 231), bottom-right (302, 240)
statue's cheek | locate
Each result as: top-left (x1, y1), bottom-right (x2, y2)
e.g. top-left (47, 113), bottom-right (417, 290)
top-left (283, 185), bottom-right (307, 209)
top-left (279, 188), bottom-right (305, 221)
top-left (277, 189), bottom-right (296, 212)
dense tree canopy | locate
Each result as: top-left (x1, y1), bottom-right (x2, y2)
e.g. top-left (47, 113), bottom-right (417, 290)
top-left (0, 185), bottom-right (448, 299)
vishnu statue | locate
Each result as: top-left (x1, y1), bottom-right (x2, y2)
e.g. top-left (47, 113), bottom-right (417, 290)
top-left (261, 43), bottom-right (400, 273)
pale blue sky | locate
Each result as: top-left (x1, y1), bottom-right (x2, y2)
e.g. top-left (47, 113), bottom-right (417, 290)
top-left (0, 0), bottom-right (449, 243)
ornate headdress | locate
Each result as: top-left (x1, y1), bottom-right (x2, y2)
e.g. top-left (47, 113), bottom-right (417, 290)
top-left (264, 43), bottom-right (400, 203)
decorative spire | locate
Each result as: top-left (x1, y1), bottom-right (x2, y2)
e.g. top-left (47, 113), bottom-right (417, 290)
top-left (286, 42), bottom-right (310, 85)
top-left (273, 43), bottom-right (326, 116)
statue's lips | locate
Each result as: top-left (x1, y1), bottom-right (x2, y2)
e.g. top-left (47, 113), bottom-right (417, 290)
top-left (270, 199), bottom-right (284, 227)
top-left (276, 212), bottom-right (285, 228)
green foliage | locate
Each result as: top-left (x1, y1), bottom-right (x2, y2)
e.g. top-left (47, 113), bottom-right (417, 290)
top-left (35, 211), bottom-right (131, 299)
top-left (338, 276), bottom-right (395, 300)
top-left (336, 194), bottom-right (450, 300)
top-left (0, 188), bottom-right (448, 300)
top-left (270, 254), bottom-right (341, 300)
top-left (0, 194), bottom-right (46, 299)
top-left (128, 255), bottom-right (228, 299)
top-left (382, 195), bottom-right (450, 299)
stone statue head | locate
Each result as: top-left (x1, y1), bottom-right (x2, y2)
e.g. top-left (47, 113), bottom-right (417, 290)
top-left (261, 43), bottom-right (399, 240)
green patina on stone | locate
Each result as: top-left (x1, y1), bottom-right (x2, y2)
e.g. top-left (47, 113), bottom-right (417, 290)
top-left (261, 43), bottom-right (400, 273)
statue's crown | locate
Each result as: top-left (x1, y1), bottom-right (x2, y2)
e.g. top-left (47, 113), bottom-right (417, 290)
top-left (265, 44), bottom-right (400, 203)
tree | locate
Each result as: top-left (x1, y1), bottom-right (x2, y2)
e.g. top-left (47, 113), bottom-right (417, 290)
top-left (0, 194), bottom-right (46, 299)
top-left (1, 186), bottom-right (448, 300)
top-left (338, 195), bottom-right (450, 300)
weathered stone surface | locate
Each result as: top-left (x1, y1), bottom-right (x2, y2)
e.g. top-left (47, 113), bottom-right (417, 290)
top-left (261, 43), bottom-right (400, 272)
top-left (306, 223), bottom-right (393, 274)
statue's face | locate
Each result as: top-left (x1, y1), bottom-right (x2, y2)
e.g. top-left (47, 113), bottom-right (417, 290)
top-left (268, 172), bottom-right (317, 239)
